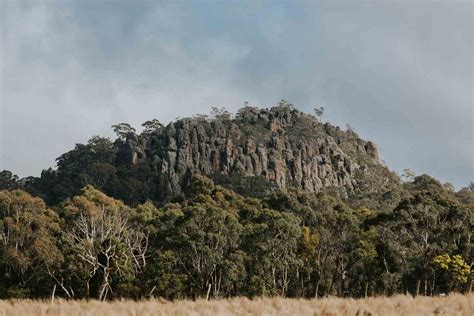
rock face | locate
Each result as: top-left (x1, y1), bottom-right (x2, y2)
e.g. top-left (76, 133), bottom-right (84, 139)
top-left (117, 105), bottom-right (390, 200)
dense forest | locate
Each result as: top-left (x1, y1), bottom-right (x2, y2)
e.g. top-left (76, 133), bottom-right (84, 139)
top-left (0, 104), bottom-right (472, 300)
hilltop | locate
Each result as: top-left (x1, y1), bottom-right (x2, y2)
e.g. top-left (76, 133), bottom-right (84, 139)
top-left (19, 103), bottom-right (402, 208)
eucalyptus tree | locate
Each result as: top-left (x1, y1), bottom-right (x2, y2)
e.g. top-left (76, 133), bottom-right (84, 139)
top-left (0, 189), bottom-right (63, 298)
top-left (243, 208), bottom-right (301, 297)
top-left (62, 186), bottom-right (148, 300)
top-left (376, 175), bottom-right (473, 295)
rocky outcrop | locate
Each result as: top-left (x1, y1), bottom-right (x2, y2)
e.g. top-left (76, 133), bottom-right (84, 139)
top-left (116, 105), bottom-right (385, 199)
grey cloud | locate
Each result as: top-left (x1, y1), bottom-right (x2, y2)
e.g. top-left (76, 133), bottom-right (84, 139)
top-left (1, 0), bottom-right (472, 187)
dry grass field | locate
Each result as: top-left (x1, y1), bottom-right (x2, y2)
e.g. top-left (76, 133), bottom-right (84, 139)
top-left (0, 294), bottom-right (473, 316)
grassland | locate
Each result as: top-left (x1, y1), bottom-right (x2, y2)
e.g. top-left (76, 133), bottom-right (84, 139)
top-left (0, 294), bottom-right (473, 316)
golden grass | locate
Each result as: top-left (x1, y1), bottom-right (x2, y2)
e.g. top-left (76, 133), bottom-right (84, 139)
top-left (0, 294), bottom-right (473, 316)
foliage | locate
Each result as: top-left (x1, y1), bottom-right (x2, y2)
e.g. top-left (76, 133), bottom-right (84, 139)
top-left (0, 190), bottom-right (62, 298)
top-left (433, 254), bottom-right (470, 284)
top-left (0, 170), bottom-right (19, 190)
top-left (211, 173), bottom-right (276, 198)
top-left (112, 123), bottom-right (136, 140)
top-left (141, 119), bottom-right (163, 136)
top-left (0, 105), bottom-right (472, 300)
top-left (61, 186), bottom-right (148, 300)
top-left (0, 171), bottom-right (472, 299)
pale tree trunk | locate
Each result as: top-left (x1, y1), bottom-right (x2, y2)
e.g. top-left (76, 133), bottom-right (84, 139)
top-left (51, 284), bottom-right (56, 304)
top-left (281, 268), bottom-right (289, 297)
top-left (272, 267), bottom-right (276, 291)
top-left (148, 285), bottom-right (157, 297)
top-left (46, 267), bottom-right (72, 298)
top-left (206, 283), bottom-right (212, 301)
top-left (99, 269), bottom-right (111, 301)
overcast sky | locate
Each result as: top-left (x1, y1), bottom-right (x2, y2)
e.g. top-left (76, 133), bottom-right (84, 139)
top-left (1, 0), bottom-right (473, 187)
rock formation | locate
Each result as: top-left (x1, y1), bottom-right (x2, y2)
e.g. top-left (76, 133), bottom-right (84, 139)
top-left (115, 105), bottom-right (397, 201)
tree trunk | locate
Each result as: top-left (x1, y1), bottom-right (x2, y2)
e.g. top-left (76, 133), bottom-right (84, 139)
top-left (328, 270), bottom-right (337, 296)
top-left (416, 280), bottom-right (421, 296)
top-left (301, 275), bottom-right (304, 298)
top-left (430, 274), bottom-right (436, 296)
top-left (51, 284), bottom-right (56, 304)
top-left (99, 270), bottom-right (111, 301)
top-left (365, 282), bottom-right (369, 298)
top-left (148, 285), bottom-right (157, 297)
top-left (272, 267), bottom-right (276, 291)
top-left (206, 283), bottom-right (212, 301)
top-left (338, 260), bottom-right (345, 297)
top-left (281, 268), bottom-right (288, 297)
top-left (315, 278), bottom-right (320, 299)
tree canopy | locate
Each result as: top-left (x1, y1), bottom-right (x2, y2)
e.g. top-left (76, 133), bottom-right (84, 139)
top-left (0, 173), bottom-right (472, 300)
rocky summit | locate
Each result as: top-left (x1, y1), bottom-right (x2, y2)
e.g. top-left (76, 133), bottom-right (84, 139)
top-left (116, 104), bottom-right (399, 202)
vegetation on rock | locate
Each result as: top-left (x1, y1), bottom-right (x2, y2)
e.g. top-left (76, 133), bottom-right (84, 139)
top-left (0, 104), bottom-right (472, 300)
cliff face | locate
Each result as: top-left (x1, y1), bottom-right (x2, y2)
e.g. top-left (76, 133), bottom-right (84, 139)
top-left (117, 105), bottom-right (397, 201)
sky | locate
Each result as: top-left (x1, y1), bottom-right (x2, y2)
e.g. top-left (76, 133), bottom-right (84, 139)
top-left (1, 0), bottom-right (473, 188)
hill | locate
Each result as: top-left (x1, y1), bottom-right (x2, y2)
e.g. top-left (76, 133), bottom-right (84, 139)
top-left (19, 103), bottom-right (401, 208)
top-left (0, 103), bottom-right (472, 301)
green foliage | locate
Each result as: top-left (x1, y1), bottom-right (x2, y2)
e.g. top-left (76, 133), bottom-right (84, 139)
top-left (141, 119), bottom-right (163, 136)
top-left (0, 170), bottom-right (19, 190)
top-left (0, 172), bottom-right (472, 299)
top-left (210, 106), bottom-right (232, 122)
top-left (185, 174), bottom-right (215, 197)
top-left (112, 123), bottom-right (136, 140)
top-left (166, 201), bottom-right (242, 298)
top-left (285, 114), bottom-right (325, 142)
top-left (211, 173), bottom-right (276, 198)
top-left (372, 182), bottom-right (473, 295)
top-left (140, 250), bottom-right (187, 299)
top-left (0, 104), bottom-right (472, 300)
top-left (0, 190), bottom-right (62, 298)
